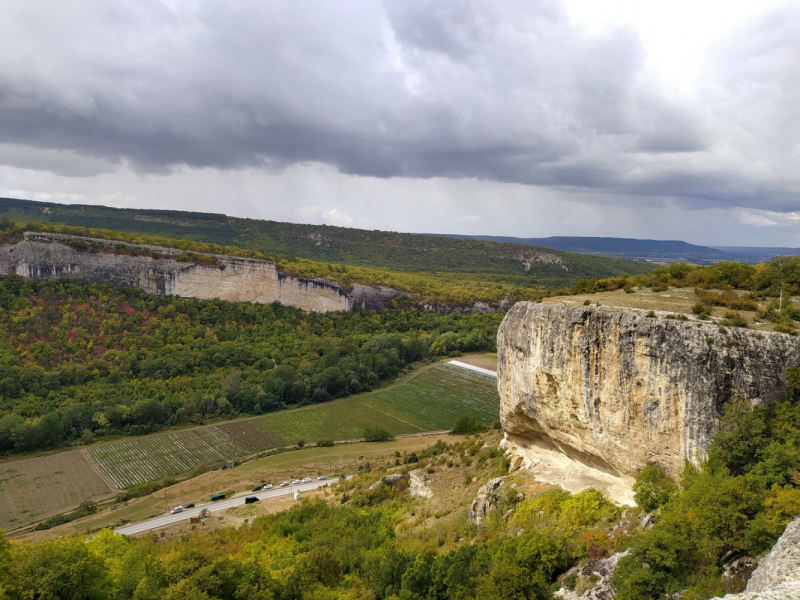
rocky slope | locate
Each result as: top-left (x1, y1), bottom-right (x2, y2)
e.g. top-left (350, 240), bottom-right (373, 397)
top-left (721, 517), bottom-right (800, 599)
top-left (497, 303), bottom-right (800, 480)
top-left (0, 232), bottom-right (403, 312)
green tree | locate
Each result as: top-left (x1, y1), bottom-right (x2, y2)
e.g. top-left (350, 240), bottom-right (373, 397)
top-left (633, 465), bottom-right (676, 512)
top-left (708, 399), bottom-right (770, 475)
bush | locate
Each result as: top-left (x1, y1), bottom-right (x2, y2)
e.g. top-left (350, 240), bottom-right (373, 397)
top-left (363, 427), bottom-right (394, 442)
top-left (633, 465), bottom-right (675, 512)
top-left (692, 303), bottom-right (711, 319)
top-left (316, 438), bottom-right (334, 447)
top-left (722, 311), bottom-right (748, 328)
top-left (451, 415), bottom-right (486, 435)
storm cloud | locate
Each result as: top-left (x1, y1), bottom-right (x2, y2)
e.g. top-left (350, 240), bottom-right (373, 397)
top-left (0, 1), bottom-right (799, 217)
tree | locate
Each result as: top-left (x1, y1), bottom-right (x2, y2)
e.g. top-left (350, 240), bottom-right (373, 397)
top-left (708, 399), bottom-right (769, 475)
top-left (633, 465), bottom-right (676, 513)
top-left (363, 427), bottom-right (394, 442)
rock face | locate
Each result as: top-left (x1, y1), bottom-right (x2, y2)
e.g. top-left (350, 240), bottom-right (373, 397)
top-left (467, 477), bottom-right (504, 525)
top-left (556, 550), bottom-right (630, 600)
top-left (497, 303), bottom-right (800, 480)
top-left (722, 517), bottom-right (800, 599)
top-left (0, 233), bottom-right (404, 312)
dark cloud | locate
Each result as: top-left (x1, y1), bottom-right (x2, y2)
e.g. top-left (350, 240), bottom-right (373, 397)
top-left (0, 1), bottom-right (797, 212)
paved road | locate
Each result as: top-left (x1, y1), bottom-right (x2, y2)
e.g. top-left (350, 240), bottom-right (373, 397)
top-left (116, 478), bottom-right (342, 536)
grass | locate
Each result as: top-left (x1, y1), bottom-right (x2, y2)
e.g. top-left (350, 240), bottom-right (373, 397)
top-left (252, 365), bottom-right (499, 445)
top-left (84, 364), bottom-right (500, 489)
top-left (0, 450), bottom-right (116, 532)
top-left (542, 287), bottom-right (788, 332)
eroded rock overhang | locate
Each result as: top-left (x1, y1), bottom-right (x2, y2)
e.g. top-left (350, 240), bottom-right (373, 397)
top-left (497, 302), bottom-right (800, 481)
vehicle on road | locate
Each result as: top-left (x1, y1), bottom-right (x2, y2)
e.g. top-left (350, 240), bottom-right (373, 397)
top-left (302, 478), bottom-right (312, 483)
top-left (292, 479), bottom-right (301, 484)
top-left (170, 506), bottom-right (183, 514)
top-left (280, 481), bottom-right (289, 487)
top-left (265, 484), bottom-right (273, 489)
top-left (184, 503), bottom-right (195, 509)
top-left (317, 476), bottom-right (326, 480)
top-left (211, 493), bottom-right (226, 501)
top-left (245, 496), bottom-right (260, 504)
top-left (251, 485), bottom-right (262, 492)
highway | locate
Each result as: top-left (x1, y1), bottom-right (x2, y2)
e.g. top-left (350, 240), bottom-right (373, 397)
top-left (115, 478), bottom-right (342, 536)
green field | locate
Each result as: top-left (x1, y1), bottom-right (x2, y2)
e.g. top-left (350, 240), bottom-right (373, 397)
top-left (85, 425), bottom-right (283, 489)
top-left (86, 365), bottom-right (499, 488)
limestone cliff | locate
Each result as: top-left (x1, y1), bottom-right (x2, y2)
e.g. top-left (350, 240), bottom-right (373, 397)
top-left (0, 232), bottom-right (404, 312)
top-left (497, 302), bottom-right (800, 480)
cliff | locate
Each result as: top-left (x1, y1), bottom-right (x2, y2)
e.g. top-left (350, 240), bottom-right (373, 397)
top-left (0, 232), bottom-right (404, 312)
top-left (497, 303), bottom-right (800, 481)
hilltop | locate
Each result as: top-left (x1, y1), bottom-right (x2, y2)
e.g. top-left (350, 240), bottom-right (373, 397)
top-left (0, 197), bottom-right (651, 292)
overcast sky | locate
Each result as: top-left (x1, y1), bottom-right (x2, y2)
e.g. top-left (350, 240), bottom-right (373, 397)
top-left (1, 0), bottom-right (799, 246)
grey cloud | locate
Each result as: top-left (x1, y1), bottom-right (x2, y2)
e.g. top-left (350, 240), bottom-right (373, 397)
top-left (0, 0), bottom-right (796, 212)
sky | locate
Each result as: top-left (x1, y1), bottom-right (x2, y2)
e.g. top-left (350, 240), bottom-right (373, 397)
top-left (1, 0), bottom-right (799, 246)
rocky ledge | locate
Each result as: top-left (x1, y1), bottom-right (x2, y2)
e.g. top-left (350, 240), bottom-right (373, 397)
top-left (497, 302), bottom-right (800, 480)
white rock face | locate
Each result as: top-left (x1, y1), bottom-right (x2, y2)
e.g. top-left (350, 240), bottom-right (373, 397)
top-left (0, 232), bottom-right (403, 313)
top-left (720, 517), bottom-right (800, 599)
top-left (497, 302), bottom-right (800, 480)
top-left (408, 469), bottom-right (433, 499)
top-left (467, 477), bottom-right (504, 525)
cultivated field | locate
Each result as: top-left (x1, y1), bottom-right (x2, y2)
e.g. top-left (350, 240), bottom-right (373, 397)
top-left (85, 426), bottom-right (274, 489)
top-left (84, 364), bottom-right (500, 489)
top-left (0, 450), bottom-right (116, 532)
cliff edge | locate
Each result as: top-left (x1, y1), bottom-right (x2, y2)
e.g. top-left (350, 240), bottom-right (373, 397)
top-left (0, 232), bottom-right (404, 312)
top-left (497, 302), bottom-right (800, 481)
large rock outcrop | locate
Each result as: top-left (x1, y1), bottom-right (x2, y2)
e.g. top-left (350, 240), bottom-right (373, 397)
top-left (497, 303), bottom-right (800, 480)
top-left (0, 232), bottom-right (404, 312)
top-left (721, 517), bottom-right (800, 599)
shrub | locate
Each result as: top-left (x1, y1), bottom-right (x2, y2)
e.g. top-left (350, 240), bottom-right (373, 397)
top-left (692, 303), bottom-right (711, 319)
top-left (633, 465), bottom-right (675, 512)
top-left (316, 438), bottom-right (335, 447)
top-left (451, 415), bottom-right (486, 435)
top-left (363, 427), bottom-right (394, 442)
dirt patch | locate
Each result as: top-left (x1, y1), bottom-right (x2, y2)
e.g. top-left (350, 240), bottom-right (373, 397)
top-left (453, 356), bottom-right (497, 372)
top-left (0, 450), bottom-right (116, 532)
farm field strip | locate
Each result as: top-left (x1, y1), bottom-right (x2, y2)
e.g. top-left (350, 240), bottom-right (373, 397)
top-left (85, 364), bottom-right (500, 488)
top-left (0, 450), bottom-right (116, 532)
top-left (86, 427), bottom-right (256, 489)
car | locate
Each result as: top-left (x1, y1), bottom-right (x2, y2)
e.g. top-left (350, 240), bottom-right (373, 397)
top-left (245, 496), bottom-right (260, 504)
top-left (317, 476), bottom-right (326, 481)
top-left (302, 478), bottom-right (312, 483)
top-left (292, 479), bottom-right (301, 484)
top-left (251, 485), bottom-right (262, 492)
top-left (170, 506), bottom-right (183, 514)
top-left (265, 484), bottom-right (273, 489)
top-left (184, 503), bottom-right (195, 509)
top-left (280, 481), bottom-right (289, 487)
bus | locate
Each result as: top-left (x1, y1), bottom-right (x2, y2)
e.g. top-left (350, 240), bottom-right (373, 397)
top-left (210, 493), bottom-right (226, 501)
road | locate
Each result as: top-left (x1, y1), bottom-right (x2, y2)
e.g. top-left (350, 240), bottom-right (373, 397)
top-left (115, 478), bottom-right (342, 536)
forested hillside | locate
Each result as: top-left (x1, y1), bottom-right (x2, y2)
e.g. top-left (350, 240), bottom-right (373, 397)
top-left (0, 197), bottom-right (652, 288)
top-left (0, 276), bottom-right (501, 456)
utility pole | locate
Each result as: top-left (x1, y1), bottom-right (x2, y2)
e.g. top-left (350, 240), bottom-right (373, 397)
top-left (780, 288), bottom-right (784, 312)
top-left (164, 490), bottom-right (167, 512)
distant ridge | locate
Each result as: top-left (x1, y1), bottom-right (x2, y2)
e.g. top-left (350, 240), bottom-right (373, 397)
top-left (431, 234), bottom-right (732, 264)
